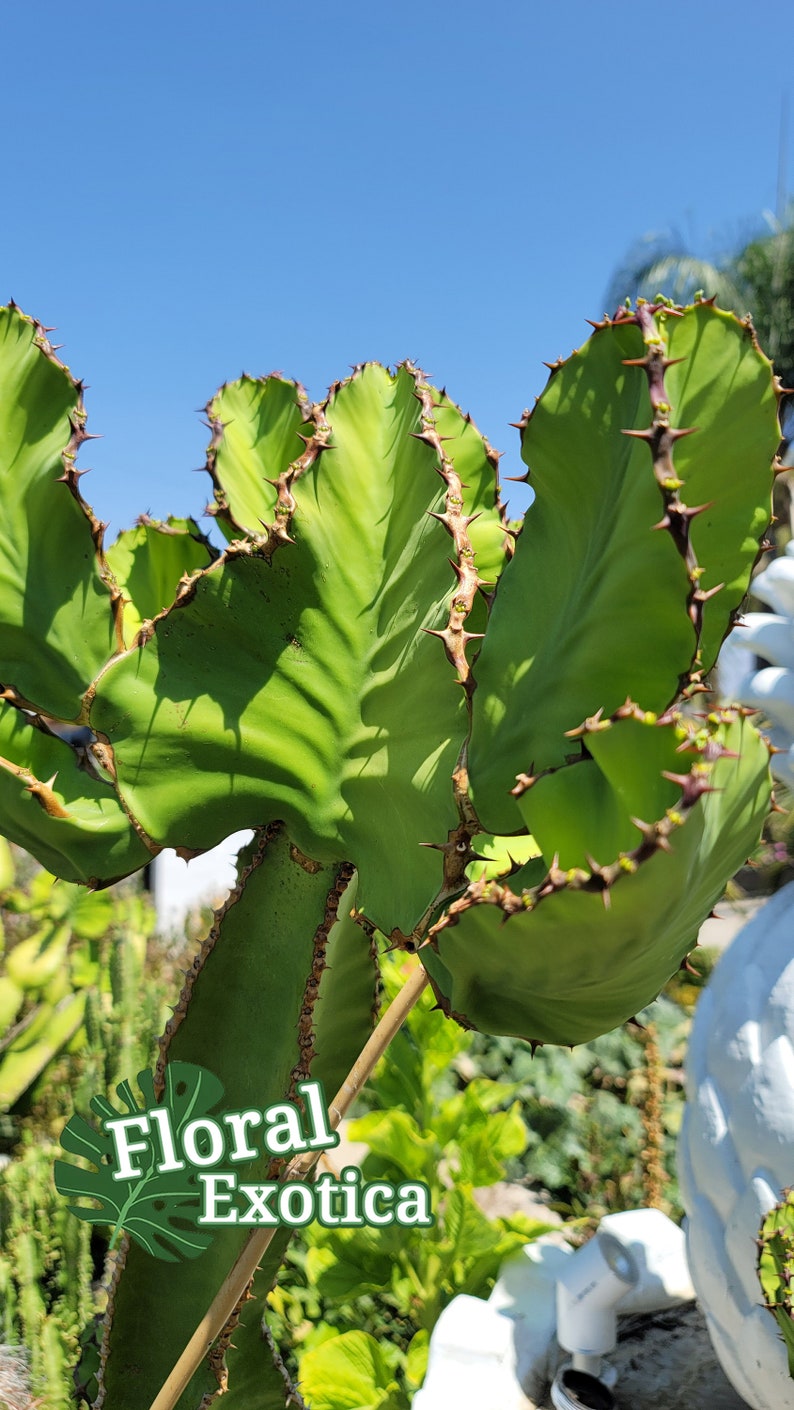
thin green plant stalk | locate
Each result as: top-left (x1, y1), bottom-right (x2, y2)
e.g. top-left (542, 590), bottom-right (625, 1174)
top-left (147, 962), bottom-right (429, 1410)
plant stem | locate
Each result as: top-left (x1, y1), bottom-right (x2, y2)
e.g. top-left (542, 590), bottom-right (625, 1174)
top-left (638, 1019), bottom-right (665, 1211)
top-left (147, 961), bottom-right (430, 1410)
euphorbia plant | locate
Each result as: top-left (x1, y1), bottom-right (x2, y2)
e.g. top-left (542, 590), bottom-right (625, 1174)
top-left (0, 297), bottom-right (781, 1406)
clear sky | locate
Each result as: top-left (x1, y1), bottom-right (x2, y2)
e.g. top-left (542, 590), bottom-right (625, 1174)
top-left (1, 0), bottom-right (790, 534)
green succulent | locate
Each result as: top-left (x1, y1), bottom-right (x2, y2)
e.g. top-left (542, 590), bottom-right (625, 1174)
top-left (0, 297), bottom-right (779, 1405)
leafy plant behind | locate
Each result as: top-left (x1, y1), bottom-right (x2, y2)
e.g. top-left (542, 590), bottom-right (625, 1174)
top-left (268, 953), bottom-right (563, 1406)
top-left (0, 844), bottom-right (179, 1407)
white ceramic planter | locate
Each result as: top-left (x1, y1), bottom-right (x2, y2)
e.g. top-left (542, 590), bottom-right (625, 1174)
top-left (679, 883), bottom-right (794, 1409)
top-left (722, 539), bottom-right (794, 790)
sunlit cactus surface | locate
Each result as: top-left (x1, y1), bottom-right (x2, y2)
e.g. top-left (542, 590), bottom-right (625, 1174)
top-left (0, 298), bottom-right (781, 1405)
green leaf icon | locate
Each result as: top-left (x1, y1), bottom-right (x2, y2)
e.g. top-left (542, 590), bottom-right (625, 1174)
top-left (54, 1061), bottom-right (225, 1262)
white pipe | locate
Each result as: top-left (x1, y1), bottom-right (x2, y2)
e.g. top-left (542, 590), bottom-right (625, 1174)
top-left (556, 1230), bottom-right (639, 1359)
top-left (571, 1352), bottom-right (603, 1377)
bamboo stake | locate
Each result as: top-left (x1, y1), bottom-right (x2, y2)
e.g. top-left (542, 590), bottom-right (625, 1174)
top-left (148, 961), bottom-right (429, 1410)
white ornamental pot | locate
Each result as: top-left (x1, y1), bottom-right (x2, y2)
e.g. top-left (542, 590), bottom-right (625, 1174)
top-left (678, 882), bottom-right (794, 1410)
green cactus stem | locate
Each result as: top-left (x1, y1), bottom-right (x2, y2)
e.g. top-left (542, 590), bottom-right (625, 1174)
top-left (147, 962), bottom-right (429, 1410)
top-left (758, 1188), bottom-right (794, 1375)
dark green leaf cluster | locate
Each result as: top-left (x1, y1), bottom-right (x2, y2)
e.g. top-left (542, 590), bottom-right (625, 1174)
top-left (468, 991), bottom-right (692, 1219)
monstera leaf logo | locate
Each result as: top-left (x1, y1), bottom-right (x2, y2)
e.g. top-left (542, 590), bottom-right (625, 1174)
top-left (54, 1062), bottom-right (224, 1262)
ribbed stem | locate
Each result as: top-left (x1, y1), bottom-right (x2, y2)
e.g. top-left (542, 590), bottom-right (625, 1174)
top-left (147, 961), bottom-right (429, 1410)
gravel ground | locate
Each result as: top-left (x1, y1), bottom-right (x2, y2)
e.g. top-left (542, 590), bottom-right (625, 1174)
top-left (533, 1303), bottom-right (751, 1410)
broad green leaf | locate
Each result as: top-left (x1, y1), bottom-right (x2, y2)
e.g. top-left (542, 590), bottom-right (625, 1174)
top-left (91, 364), bottom-right (489, 935)
top-left (306, 1226), bottom-right (395, 1303)
top-left (54, 1062), bottom-right (222, 1261)
top-left (405, 1329), bottom-right (429, 1393)
top-left (61, 885), bottom-right (115, 939)
top-left (0, 700), bottom-right (152, 885)
top-left (469, 304), bottom-right (776, 831)
top-left (0, 305), bottom-right (116, 720)
top-left (455, 1102), bottom-right (528, 1186)
top-left (19, 868), bottom-right (115, 937)
top-left (433, 1077), bottom-right (525, 1150)
top-left (348, 1109), bottom-right (437, 1185)
top-left (298, 1331), bottom-right (402, 1410)
top-left (443, 1185), bottom-right (502, 1261)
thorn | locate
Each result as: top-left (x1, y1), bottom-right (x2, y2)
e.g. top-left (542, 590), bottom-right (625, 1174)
top-left (565, 707), bottom-right (606, 737)
top-left (55, 468), bottom-right (83, 484)
top-left (511, 770), bottom-right (536, 797)
top-left (661, 768), bottom-right (705, 789)
top-left (693, 582), bottom-right (725, 604)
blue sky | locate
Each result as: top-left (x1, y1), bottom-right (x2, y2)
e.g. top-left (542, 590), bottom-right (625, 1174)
top-left (1, 0), bottom-right (790, 533)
